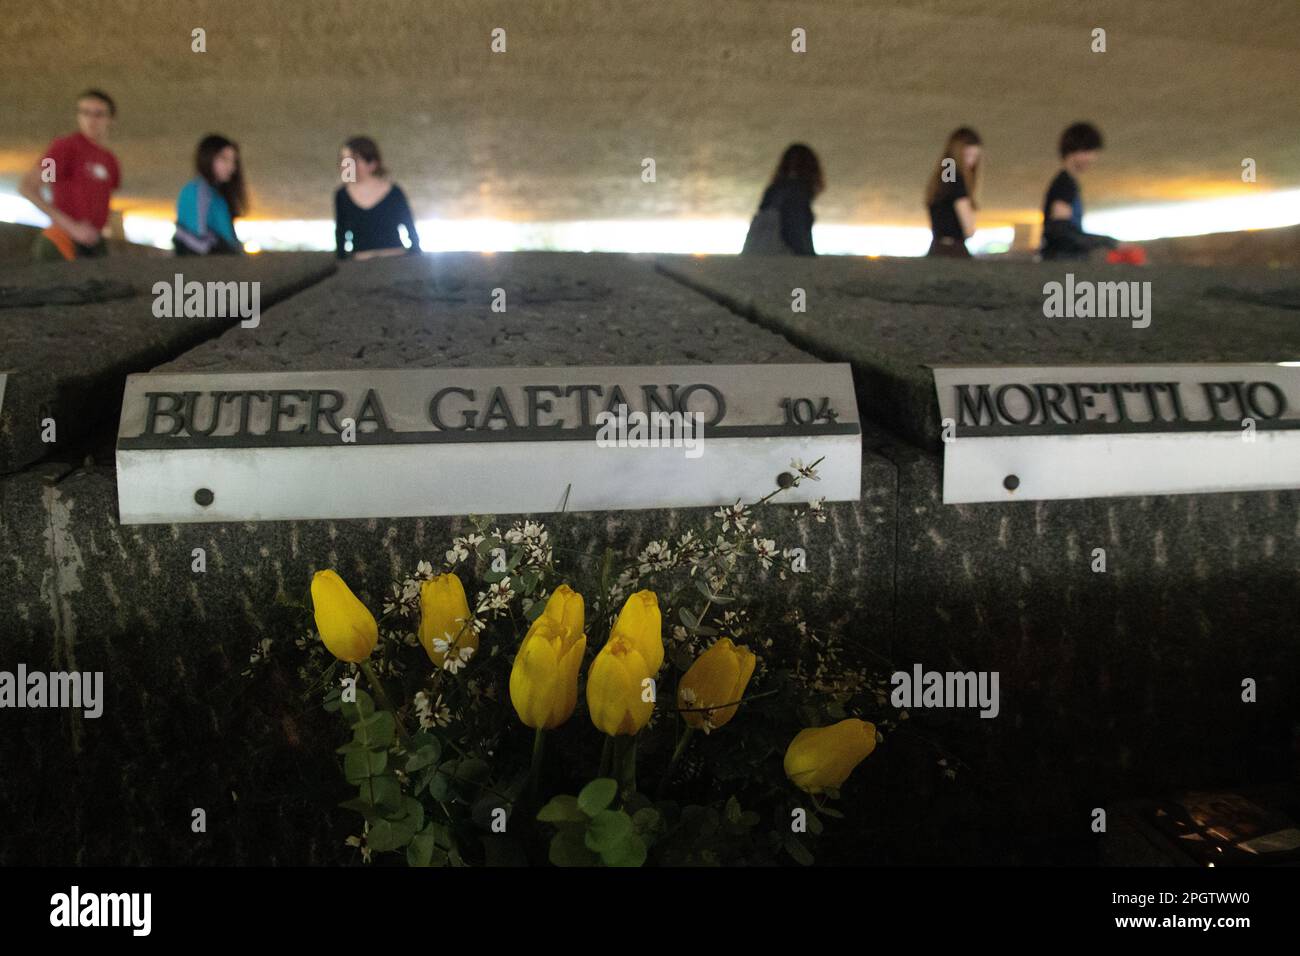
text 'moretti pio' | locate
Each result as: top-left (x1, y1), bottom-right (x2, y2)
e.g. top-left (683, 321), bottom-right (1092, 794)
top-left (932, 363), bottom-right (1300, 504)
top-left (115, 364), bottom-right (861, 524)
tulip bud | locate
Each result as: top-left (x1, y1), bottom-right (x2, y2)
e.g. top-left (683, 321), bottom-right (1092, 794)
top-left (509, 585), bottom-right (588, 729)
top-left (586, 634), bottom-right (654, 736)
top-left (677, 638), bottom-right (756, 732)
top-left (419, 573), bottom-right (476, 670)
top-left (610, 589), bottom-right (663, 674)
top-left (311, 570), bottom-right (378, 663)
top-left (783, 719), bottom-right (877, 795)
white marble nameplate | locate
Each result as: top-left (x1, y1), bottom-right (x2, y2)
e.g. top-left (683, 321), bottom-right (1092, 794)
top-left (117, 364), bottom-right (861, 523)
top-left (933, 363), bottom-right (1300, 503)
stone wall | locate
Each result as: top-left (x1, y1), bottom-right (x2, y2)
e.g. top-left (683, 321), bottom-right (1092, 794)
top-left (2, 250), bottom-right (1297, 865)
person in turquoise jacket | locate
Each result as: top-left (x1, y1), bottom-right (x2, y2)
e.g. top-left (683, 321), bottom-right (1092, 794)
top-left (174, 134), bottom-right (247, 255)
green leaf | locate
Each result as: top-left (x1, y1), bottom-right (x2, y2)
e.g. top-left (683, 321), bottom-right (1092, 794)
top-left (678, 606), bottom-right (698, 628)
top-left (451, 757), bottom-right (491, 785)
top-left (525, 600), bottom-right (547, 622)
top-left (407, 831), bottom-right (435, 867)
top-left (577, 778), bottom-right (618, 817)
top-left (537, 795), bottom-right (588, 825)
top-left (367, 815), bottom-right (416, 853)
top-left (427, 772), bottom-right (450, 802)
top-left (584, 809), bottom-right (633, 852)
top-left (600, 831), bottom-right (647, 867)
top-left (806, 812), bottom-right (825, 836)
top-left (398, 796), bottom-right (425, 833)
top-left (344, 748), bottom-right (387, 784)
top-left (405, 741), bottom-right (441, 773)
top-left (354, 711), bottom-right (395, 750)
top-left (367, 775), bottom-right (403, 814)
top-left (783, 832), bottom-right (815, 866)
top-left (338, 797), bottom-right (379, 822)
top-left (340, 689), bottom-right (376, 723)
top-left (819, 806), bottom-right (845, 819)
top-left (631, 807), bottom-right (661, 836)
top-left (549, 827), bottom-right (599, 867)
top-left (622, 791), bottom-right (654, 816)
top-left (724, 795), bottom-right (742, 824)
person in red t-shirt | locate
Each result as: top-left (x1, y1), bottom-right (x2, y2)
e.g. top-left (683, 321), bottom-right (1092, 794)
top-left (20, 89), bottom-right (121, 260)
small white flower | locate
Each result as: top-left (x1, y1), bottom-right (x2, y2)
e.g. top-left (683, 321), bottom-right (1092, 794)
top-left (680, 687), bottom-right (698, 706)
top-left (791, 458), bottom-right (821, 482)
top-left (752, 537), bottom-right (777, 570)
top-left (442, 644), bottom-right (475, 674)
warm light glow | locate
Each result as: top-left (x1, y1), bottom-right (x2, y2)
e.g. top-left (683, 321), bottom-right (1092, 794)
top-left (1085, 189), bottom-right (1300, 241)
top-left (3, 188), bottom-right (1298, 256)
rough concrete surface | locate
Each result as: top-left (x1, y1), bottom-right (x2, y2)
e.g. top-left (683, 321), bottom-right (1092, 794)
top-left (0, 253), bottom-right (336, 471)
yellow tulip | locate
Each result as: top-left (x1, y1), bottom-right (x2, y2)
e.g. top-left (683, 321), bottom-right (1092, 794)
top-left (311, 570), bottom-right (378, 663)
top-left (419, 573), bottom-right (476, 669)
top-left (677, 638), bottom-right (757, 732)
top-left (586, 634), bottom-right (654, 736)
top-left (783, 719), bottom-right (878, 795)
top-left (610, 589), bottom-right (663, 674)
top-left (509, 585), bottom-right (587, 729)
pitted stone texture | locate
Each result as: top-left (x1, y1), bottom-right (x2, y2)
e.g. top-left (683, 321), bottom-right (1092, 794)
top-left (657, 255), bottom-right (1300, 450)
top-left (155, 252), bottom-right (815, 373)
top-left (0, 254), bottom-right (336, 472)
top-left (870, 431), bottom-right (1300, 858)
top-left (0, 457), bottom-right (893, 864)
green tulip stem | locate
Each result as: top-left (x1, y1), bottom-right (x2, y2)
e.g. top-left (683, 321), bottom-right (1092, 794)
top-left (657, 726), bottom-right (695, 798)
top-left (599, 734), bottom-right (614, 778)
top-left (528, 727), bottom-right (546, 802)
top-left (616, 735), bottom-right (638, 796)
top-left (358, 660), bottom-right (410, 742)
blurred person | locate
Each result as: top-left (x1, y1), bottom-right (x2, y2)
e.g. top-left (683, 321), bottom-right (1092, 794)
top-left (925, 127), bottom-right (982, 258)
top-left (173, 134), bottom-right (247, 255)
top-left (1040, 122), bottom-right (1118, 260)
top-left (334, 136), bottom-right (420, 260)
top-left (19, 89), bottom-right (121, 261)
top-left (741, 143), bottom-right (822, 256)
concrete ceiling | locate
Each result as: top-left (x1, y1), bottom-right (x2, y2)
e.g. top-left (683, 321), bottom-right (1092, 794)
top-left (2, 0), bottom-right (1297, 228)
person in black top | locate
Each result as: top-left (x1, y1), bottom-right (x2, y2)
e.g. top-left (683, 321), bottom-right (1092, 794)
top-left (925, 127), bottom-right (982, 257)
top-left (1040, 122), bottom-right (1117, 260)
top-left (334, 136), bottom-right (420, 260)
top-left (741, 143), bottom-right (822, 256)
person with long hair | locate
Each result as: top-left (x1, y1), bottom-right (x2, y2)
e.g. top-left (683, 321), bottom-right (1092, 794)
top-left (334, 136), bottom-right (420, 260)
top-left (741, 143), bottom-right (823, 256)
top-left (173, 134), bottom-right (247, 255)
top-left (925, 127), bottom-right (982, 257)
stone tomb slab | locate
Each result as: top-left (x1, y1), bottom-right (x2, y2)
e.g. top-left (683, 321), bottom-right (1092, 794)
top-left (0, 253), bottom-right (336, 471)
top-left (656, 254), bottom-right (1300, 451)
